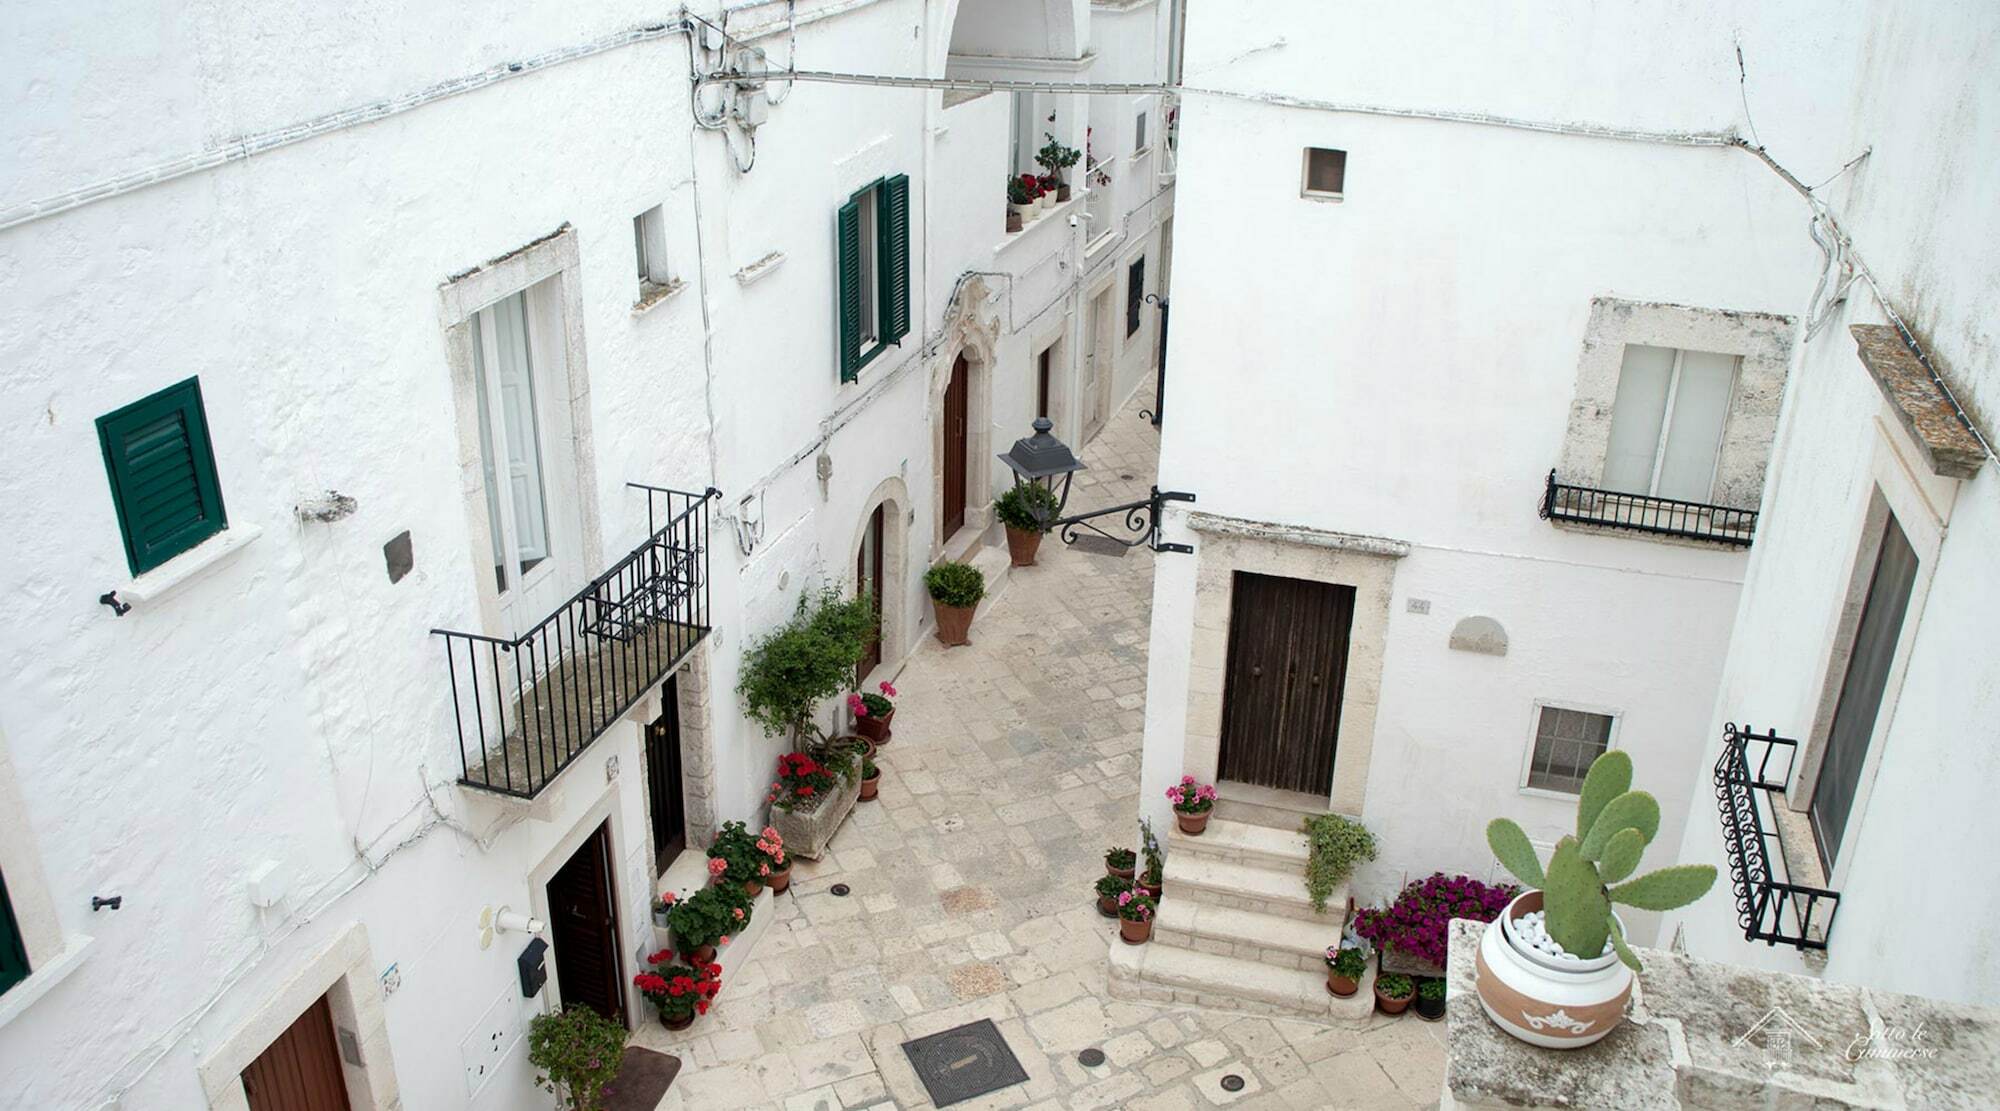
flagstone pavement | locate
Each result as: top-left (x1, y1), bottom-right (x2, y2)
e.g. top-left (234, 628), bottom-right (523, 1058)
top-left (633, 394), bottom-right (1446, 1110)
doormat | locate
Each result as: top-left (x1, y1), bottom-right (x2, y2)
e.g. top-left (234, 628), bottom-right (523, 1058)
top-left (1068, 535), bottom-right (1130, 558)
top-left (603, 1047), bottom-right (682, 1111)
top-left (900, 1018), bottom-right (1030, 1107)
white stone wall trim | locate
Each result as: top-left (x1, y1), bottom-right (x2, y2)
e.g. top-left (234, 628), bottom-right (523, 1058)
top-left (1187, 511), bottom-right (1412, 558)
top-left (0, 934), bottom-right (92, 1031)
top-left (116, 524), bottom-right (264, 607)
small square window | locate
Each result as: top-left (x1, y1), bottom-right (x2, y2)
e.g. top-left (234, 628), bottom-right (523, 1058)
top-left (1526, 706), bottom-right (1615, 794)
top-left (1134, 110), bottom-right (1149, 153)
top-left (1302, 147), bottom-right (1347, 200)
top-left (633, 206), bottom-right (672, 291)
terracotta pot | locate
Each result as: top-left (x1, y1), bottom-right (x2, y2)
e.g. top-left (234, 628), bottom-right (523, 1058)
top-left (1097, 895), bottom-right (1118, 918)
top-left (662, 1010), bottom-right (694, 1031)
top-left (1004, 526), bottom-right (1043, 567)
top-left (766, 867), bottom-right (791, 894)
top-left (742, 878), bottom-right (763, 898)
top-left (1327, 972), bottom-right (1359, 998)
top-left (1139, 883), bottom-right (1163, 902)
top-left (855, 710), bottom-right (893, 743)
top-left (1006, 209), bottom-right (1024, 233)
top-left (1106, 862), bottom-right (1135, 882)
top-left (679, 942), bottom-right (717, 966)
top-left (1119, 917), bottom-right (1153, 945)
top-left (1175, 810), bottom-right (1210, 836)
top-left (1374, 984), bottom-right (1411, 1015)
top-left (1474, 889), bottom-right (1633, 1049)
top-left (932, 600), bottom-right (975, 646)
top-left (859, 772), bottom-right (880, 801)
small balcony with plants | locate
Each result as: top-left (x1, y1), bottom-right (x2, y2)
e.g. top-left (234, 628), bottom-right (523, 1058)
top-left (1004, 133), bottom-right (1082, 236)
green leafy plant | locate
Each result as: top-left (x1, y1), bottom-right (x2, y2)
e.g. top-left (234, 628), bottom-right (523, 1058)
top-left (633, 949), bottom-right (722, 1024)
top-left (862, 757), bottom-right (879, 780)
top-left (1325, 945), bottom-right (1366, 979)
top-left (1140, 818), bottom-right (1164, 888)
top-left (1116, 889), bottom-right (1157, 922)
top-left (1301, 813), bottom-right (1377, 913)
top-left (1105, 847), bottom-right (1135, 872)
top-left (924, 561), bottom-right (985, 608)
top-left (666, 884), bottom-right (748, 952)
top-left (1095, 874), bottom-right (1131, 899)
top-left (528, 1006), bottom-right (628, 1111)
top-left (1375, 973), bottom-right (1413, 1000)
top-left (707, 821), bottom-right (764, 886)
top-left (1036, 132), bottom-right (1082, 184)
top-left (995, 482), bottom-right (1061, 533)
top-left (1486, 750), bottom-right (1718, 971)
top-left (738, 587), bottom-right (876, 753)
top-left (1007, 174), bottom-right (1033, 205)
top-left (1418, 978), bottom-right (1447, 1002)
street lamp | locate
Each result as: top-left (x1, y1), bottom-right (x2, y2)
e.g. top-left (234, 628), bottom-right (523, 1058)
top-left (996, 419), bottom-right (1195, 554)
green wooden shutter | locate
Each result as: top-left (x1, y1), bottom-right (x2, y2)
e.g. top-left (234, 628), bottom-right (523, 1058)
top-left (0, 872), bottom-right (28, 997)
top-left (97, 377), bottom-right (227, 574)
top-left (879, 174), bottom-right (911, 346)
top-left (837, 198), bottom-right (863, 381)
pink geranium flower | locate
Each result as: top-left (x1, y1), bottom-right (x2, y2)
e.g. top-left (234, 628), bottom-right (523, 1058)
top-left (848, 692), bottom-right (868, 716)
top-left (707, 857), bottom-right (727, 878)
top-left (879, 681), bottom-right (898, 697)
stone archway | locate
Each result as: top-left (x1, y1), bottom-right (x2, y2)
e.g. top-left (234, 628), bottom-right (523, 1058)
top-left (931, 276), bottom-right (1001, 552)
top-left (850, 476), bottom-right (912, 682)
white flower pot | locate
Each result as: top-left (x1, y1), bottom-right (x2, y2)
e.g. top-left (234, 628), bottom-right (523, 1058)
top-left (1010, 202), bottom-right (1036, 223)
top-left (1474, 890), bottom-right (1633, 1048)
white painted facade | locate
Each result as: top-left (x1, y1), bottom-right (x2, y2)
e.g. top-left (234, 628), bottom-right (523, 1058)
top-left (0, 2), bottom-right (1171, 1108)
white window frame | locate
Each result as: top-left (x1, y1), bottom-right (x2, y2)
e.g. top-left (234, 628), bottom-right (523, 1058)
top-left (633, 206), bottom-right (671, 289)
top-left (1301, 147), bottom-right (1347, 202)
top-left (1603, 345), bottom-right (1741, 501)
top-left (0, 729), bottom-right (91, 1031)
top-left (855, 182), bottom-right (881, 355)
top-left (1133, 108), bottom-right (1150, 155)
top-left (1518, 700), bottom-right (1623, 800)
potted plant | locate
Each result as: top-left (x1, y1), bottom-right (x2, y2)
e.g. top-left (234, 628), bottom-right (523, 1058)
top-left (1354, 872), bottom-right (1517, 976)
top-left (529, 1006), bottom-right (628, 1111)
top-left (859, 757), bottom-right (880, 801)
top-left (1415, 977), bottom-right (1447, 1022)
top-left (1301, 812), bottom-right (1376, 913)
top-left (633, 950), bottom-right (722, 1030)
top-left (1116, 888), bottom-right (1156, 944)
top-left (739, 588), bottom-right (875, 858)
top-left (1005, 203), bottom-right (1023, 234)
top-left (1138, 819), bottom-right (1165, 900)
top-left (1036, 132), bottom-right (1081, 202)
top-left (994, 482), bottom-right (1060, 566)
top-left (1094, 874), bottom-right (1128, 918)
top-left (1374, 973), bottom-right (1414, 1015)
top-left (1104, 846), bottom-right (1136, 882)
top-left (1479, 750), bottom-right (1717, 1048)
top-left (756, 826), bottom-right (791, 893)
top-left (924, 561), bottom-right (984, 646)
top-left (1166, 775), bottom-right (1217, 835)
top-left (848, 680), bottom-right (897, 743)
top-left (651, 892), bottom-right (675, 929)
top-left (1324, 945), bottom-right (1366, 997)
top-left (707, 821), bottom-right (767, 897)
top-left (665, 885), bottom-right (739, 964)
top-left (1013, 174), bottom-right (1043, 219)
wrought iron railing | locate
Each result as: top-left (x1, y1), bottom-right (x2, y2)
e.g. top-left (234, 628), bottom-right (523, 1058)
top-left (433, 484), bottom-right (719, 799)
top-left (1540, 470), bottom-right (1758, 546)
top-left (1713, 722), bottom-right (1841, 950)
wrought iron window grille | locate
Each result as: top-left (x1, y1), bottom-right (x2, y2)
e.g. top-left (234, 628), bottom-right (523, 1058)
top-left (1540, 470), bottom-right (1758, 547)
top-left (1713, 722), bottom-right (1841, 950)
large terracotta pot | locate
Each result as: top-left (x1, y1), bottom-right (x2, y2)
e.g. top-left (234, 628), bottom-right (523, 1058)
top-left (1004, 526), bottom-right (1043, 567)
top-left (859, 771), bottom-right (880, 801)
top-left (855, 710), bottom-right (893, 743)
top-left (1374, 982), bottom-right (1411, 1015)
top-left (1097, 895), bottom-right (1118, 918)
top-left (677, 941), bottom-right (717, 966)
top-left (933, 601), bottom-right (975, 646)
top-left (1474, 890), bottom-right (1633, 1049)
top-left (1119, 918), bottom-right (1153, 945)
top-left (1326, 972), bottom-right (1359, 998)
top-left (766, 866), bottom-right (791, 894)
top-left (1175, 810), bottom-right (1210, 836)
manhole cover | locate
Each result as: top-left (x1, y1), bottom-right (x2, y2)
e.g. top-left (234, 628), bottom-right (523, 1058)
top-left (830, 883), bottom-right (850, 897)
top-left (901, 1019), bottom-right (1030, 1107)
top-left (1077, 1048), bottom-right (1106, 1067)
top-left (1220, 1074), bottom-right (1246, 1092)
top-left (1068, 535), bottom-right (1130, 558)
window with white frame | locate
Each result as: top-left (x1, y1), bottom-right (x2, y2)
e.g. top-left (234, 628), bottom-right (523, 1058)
top-left (1134, 109), bottom-right (1149, 154)
top-left (1602, 345), bottom-right (1740, 502)
top-left (633, 206), bottom-right (672, 296)
top-left (1526, 705), bottom-right (1616, 794)
top-left (471, 290), bottom-right (556, 594)
top-left (1302, 147), bottom-right (1347, 200)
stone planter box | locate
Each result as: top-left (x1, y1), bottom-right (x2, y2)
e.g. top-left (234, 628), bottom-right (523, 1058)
top-left (769, 768), bottom-right (861, 860)
top-left (1380, 946), bottom-right (1446, 980)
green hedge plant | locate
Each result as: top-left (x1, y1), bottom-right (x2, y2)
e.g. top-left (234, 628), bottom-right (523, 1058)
top-left (528, 1006), bottom-right (628, 1111)
top-left (738, 586), bottom-right (875, 753)
top-left (924, 561), bottom-right (985, 608)
top-left (1301, 813), bottom-right (1376, 913)
top-left (995, 482), bottom-right (1060, 534)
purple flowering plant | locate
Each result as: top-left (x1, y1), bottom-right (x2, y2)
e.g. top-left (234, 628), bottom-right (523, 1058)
top-left (1353, 872), bottom-right (1517, 968)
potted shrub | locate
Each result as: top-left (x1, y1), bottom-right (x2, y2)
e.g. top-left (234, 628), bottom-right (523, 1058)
top-left (1165, 775), bottom-right (1216, 835)
top-left (756, 826), bottom-right (791, 893)
top-left (1354, 872), bottom-right (1517, 977)
top-left (1301, 812), bottom-right (1376, 913)
top-left (739, 588), bottom-right (875, 858)
top-left (848, 680), bottom-right (897, 744)
top-left (529, 1006), bottom-right (628, 1110)
top-left (665, 885), bottom-right (740, 964)
top-left (1008, 174), bottom-right (1036, 226)
top-left (633, 949), bottom-right (722, 1030)
top-left (1094, 874), bottom-right (1128, 917)
top-left (1104, 846), bottom-right (1136, 881)
top-left (707, 821), bottom-right (767, 897)
top-left (1415, 977), bottom-right (1447, 1022)
top-left (1116, 888), bottom-right (1156, 944)
top-left (924, 561), bottom-right (984, 646)
top-left (859, 757), bottom-right (880, 801)
top-left (1324, 945), bottom-right (1366, 997)
top-left (1374, 973), bottom-right (1414, 1015)
top-left (994, 481), bottom-right (1060, 566)
top-left (1036, 132), bottom-right (1081, 202)
top-left (1480, 750), bottom-right (1717, 1049)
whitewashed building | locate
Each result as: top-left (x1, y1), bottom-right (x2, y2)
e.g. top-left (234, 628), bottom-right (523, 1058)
top-left (0, 1), bottom-right (1171, 1107)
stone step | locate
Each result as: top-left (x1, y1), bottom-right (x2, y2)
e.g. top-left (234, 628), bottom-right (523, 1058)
top-left (1164, 852), bottom-right (1337, 922)
top-left (1168, 817), bottom-right (1310, 873)
top-left (1108, 935), bottom-right (1377, 1026)
top-left (1212, 794), bottom-right (1322, 833)
top-left (1154, 898), bottom-right (1350, 973)
top-left (967, 541), bottom-right (1013, 625)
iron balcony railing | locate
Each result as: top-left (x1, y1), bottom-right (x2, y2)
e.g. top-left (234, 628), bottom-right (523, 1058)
top-left (1713, 722), bottom-right (1841, 950)
top-left (1540, 470), bottom-right (1758, 546)
top-left (432, 484), bottom-right (720, 799)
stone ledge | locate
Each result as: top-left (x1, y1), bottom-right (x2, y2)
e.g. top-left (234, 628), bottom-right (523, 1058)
top-left (1444, 920), bottom-right (2000, 1109)
top-left (1186, 511), bottom-right (1411, 558)
top-left (1851, 324), bottom-right (1986, 479)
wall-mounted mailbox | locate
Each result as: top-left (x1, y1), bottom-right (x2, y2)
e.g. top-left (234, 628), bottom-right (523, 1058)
top-left (518, 937), bottom-right (548, 998)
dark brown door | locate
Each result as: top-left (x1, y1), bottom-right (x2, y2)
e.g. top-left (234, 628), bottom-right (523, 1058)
top-left (242, 994), bottom-right (352, 1111)
top-left (1036, 347), bottom-right (1052, 419)
top-left (646, 683), bottom-right (686, 873)
top-left (548, 822), bottom-right (625, 1024)
top-left (856, 505), bottom-right (885, 684)
top-left (943, 354), bottom-right (969, 537)
top-left (1217, 571), bottom-right (1355, 794)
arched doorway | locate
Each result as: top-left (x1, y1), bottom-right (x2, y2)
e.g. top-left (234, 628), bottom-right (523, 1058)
top-left (851, 478), bottom-right (911, 685)
top-left (856, 502), bottom-right (885, 683)
top-left (942, 353), bottom-right (970, 538)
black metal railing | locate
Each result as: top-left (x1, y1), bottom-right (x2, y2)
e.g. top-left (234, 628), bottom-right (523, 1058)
top-left (432, 484), bottom-right (720, 799)
top-left (1540, 470), bottom-right (1758, 546)
top-left (1713, 722), bottom-right (1841, 950)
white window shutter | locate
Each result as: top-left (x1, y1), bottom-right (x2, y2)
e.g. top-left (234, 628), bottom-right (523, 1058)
top-left (1602, 344), bottom-right (1676, 495)
top-left (1655, 351), bottom-right (1737, 501)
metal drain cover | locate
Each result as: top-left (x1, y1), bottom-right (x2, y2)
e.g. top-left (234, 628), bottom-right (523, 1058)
top-left (1220, 1074), bottom-right (1246, 1092)
top-left (1077, 1048), bottom-right (1106, 1067)
top-left (830, 883), bottom-right (850, 897)
top-left (901, 1019), bottom-right (1030, 1107)
top-left (1068, 535), bottom-right (1130, 558)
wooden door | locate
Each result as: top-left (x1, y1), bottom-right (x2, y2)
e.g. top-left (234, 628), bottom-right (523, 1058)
top-left (646, 683), bottom-right (686, 873)
top-left (1083, 290), bottom-right (1111, 441)
top-left (1036, 346), bottom-right (1052, 420)
top-left (856, 505), bottom-right (885, 684)
top-left (1217, 572), bottom-right (1355, 794)
top-left (942, 355), bottom-right (969, 537)
top-left (242, 994), bottom-right (352, 1111)
top-left (547, 823), bottom-right (625, 1024)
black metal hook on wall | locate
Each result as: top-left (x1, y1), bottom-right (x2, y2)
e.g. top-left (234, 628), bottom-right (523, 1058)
top-left (92, 895), bottom-right (122, 912)
top-left (99, 592), bottom-right (131, 617)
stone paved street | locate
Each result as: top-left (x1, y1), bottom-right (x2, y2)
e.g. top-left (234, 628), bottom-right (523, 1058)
top-left (635, 395), bottom-right (1447, 1109)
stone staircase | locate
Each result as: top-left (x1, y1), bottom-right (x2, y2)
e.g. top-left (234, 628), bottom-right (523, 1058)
top-left (1108, 816), bottom-right (1378, 1025)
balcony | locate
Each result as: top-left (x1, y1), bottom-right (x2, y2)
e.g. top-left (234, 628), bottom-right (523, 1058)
top-left (1713, 722), bottom-right (1841, 950)
top-left (1539, 470), bottom-right (1758, 546)
top-left (433, 484), bottom-right (719, 799)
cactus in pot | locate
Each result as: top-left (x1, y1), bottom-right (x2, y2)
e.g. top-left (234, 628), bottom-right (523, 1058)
top-left (1485, 750), bottom-right (1716, 971)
